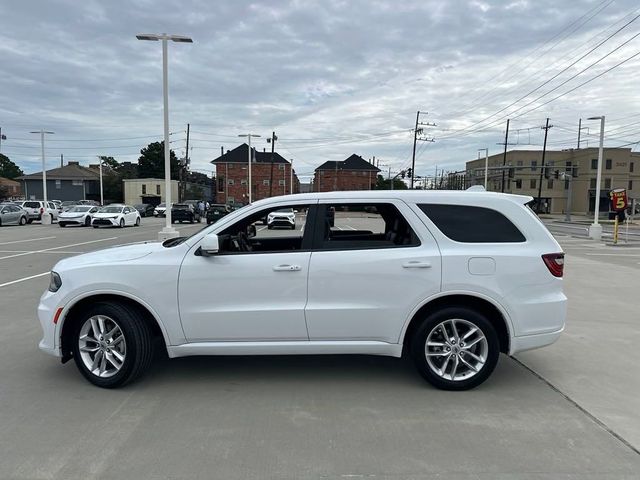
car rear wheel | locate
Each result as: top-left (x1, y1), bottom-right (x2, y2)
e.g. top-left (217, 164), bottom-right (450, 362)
top-left (19, 216), bottom-right (27, 225)
top-left (59, 222), bottom-right (66, 228)
top-left (119, 218), bottom-right (125, 228)
top-left (71, 302), bottom-right (154, 388)
top-left (410, 307), bottom-right (499, 390)
top-left (135, 217), bottom-right (140, 226)
top-left (84, 216), bottom-right (91, 227)
top-left (27, 219), bottom-right (33, 224)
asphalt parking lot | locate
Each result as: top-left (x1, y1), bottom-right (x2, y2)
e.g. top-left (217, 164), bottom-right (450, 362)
top-left (1, 216), bottom-right (639, 479)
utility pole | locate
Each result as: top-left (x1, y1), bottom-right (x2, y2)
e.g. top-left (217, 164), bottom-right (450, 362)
top-left (30, 129), bottom-right (54, 224)
top-left (60, 153), bottom-right (63, 168)
top-left (577, 119), bottom-right (588, 149)
top-left (410, 111), bottom-right (436, 189)
top-left (290, 159), bottom-right (294, 194)
top-left (181, 123), bottom-right (190, 202)
top-left (389, 167), bottom-right (393, 190)
top-left (268, 131), bottom-right (277, 196)
top-left (0, 127), bottom-right (3, 152)
top-left (536, 118), bottom-right (553, 213)
top-left (334, 160), bottom-right (338, 191)
top-left (98, 156), bottom-right (104, 206)
top-left (501, 119), bottom-right (510, 193)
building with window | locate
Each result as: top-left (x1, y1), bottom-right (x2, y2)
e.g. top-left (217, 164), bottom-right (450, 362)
top-left (465, 148), bottom-right (640, 214)
top-left (17, 161), bottom-right (100, 201)
top-left (211, 144), bottom-right (299, 205)
top-left (123, 178), bottom-right (179, 207)
top-left (313, 154), bottom-right (380, 192)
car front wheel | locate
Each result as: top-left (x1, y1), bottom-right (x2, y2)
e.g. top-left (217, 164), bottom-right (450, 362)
top-left (19, 216), bottom-right (27, 225)
top-left (410, 307), bottom-right (499, 390)
top-left (71, 302), bottom-right (154, 388)
top-left (119, 218), bottom-right (125, 228)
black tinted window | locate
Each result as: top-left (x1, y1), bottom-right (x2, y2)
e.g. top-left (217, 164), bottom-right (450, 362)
top-left (418, 204), bottom-right (525, 243)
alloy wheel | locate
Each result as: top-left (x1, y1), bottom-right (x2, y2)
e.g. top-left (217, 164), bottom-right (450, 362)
top-left (78, 315), bottom-right (126, 378)
top-left (425, 319), bottom-right (488, 382)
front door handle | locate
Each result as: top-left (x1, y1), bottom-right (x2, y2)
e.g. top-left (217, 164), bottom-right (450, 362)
top-left (402, 261), bottom-right (432, 269)
top-left (273, 264), bottom-right (301, 272)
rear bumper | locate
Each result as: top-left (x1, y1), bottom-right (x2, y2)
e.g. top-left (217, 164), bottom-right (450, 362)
top-left (509, 326), bottom-right (564, 355)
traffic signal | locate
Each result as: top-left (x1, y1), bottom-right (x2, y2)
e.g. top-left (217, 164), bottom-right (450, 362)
top-left (400, 170), bottom-right (406, 179)
top-left (406, 168), bottom-right (412, 178)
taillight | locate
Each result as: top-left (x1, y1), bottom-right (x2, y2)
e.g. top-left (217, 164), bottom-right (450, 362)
top-left (542, 253), bottom-right (564, 277)
top-left (40, 207), bottom-right (44, 213)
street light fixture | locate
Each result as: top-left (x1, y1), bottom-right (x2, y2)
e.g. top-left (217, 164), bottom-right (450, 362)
top-left (587, 115), bottom-right (605, 240)
top-left (136, 33), bottom-right (193, 241)
top-left (30, 130), bottom-right (55, 224)
top-left (478, 148), bottom-right (489, 189)
top-left (238, 134), bottom-right (261, 203)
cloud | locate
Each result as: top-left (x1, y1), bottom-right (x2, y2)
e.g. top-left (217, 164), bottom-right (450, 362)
top-left (0, 0), bottom-right (638, 183)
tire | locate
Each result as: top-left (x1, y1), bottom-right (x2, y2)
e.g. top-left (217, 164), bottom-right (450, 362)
top-left (409, 307), bottom-right (499, 391)
top-left (207, 219), bottom-right (212, 225)
top-left (84, 216), bottom-right (91, 227)
top-left (135, 217), bottom-right (140, 227)
top-left (119, 218), bottom-right (125, 228)
top-left (19, 216), bottom-right (27, 226)
top-left (27, 219), bottom-right (33, 224)
top-left (190, 217), bottom-right (194, 224)
top-left (71, 301), bottom-right (154, 388)
top-left (267, 225), bottom-right (273, 230)
top-left (59, 222), bottom-right (66, 228)
top-left (93, 225), bottom-right (99, 229)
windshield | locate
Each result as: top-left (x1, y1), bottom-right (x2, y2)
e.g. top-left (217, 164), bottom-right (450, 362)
top-left (173, 204), bottom-right (189, 209)
top-left (157, 203), bottom-right (166, 208)
top-left (273, 208), bottom-right (294, 213)
top-left (134, 204), bottom-right (145, 209)
top-left (98, 206), bottom-right (123, 213)
top-left (68, 206), bottom-right (91, 212)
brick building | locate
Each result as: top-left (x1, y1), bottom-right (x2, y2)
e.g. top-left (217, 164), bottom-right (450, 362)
top-left (313, 154), bottom-right (379, 192)
top-left (0, 176), bottom-right (22, 199)
top-left (211, 144), bottom-right (299, 205)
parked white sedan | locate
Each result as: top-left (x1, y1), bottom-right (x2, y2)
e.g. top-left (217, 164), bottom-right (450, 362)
top-left (58, 205), bottom-right (99, 227)
top-left (91, 205), bottom-right (141, 228)
top-left (38, 190), bottom-right (566, 390)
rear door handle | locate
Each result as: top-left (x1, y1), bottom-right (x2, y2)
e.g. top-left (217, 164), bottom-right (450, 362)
top-left (402, 261), bottom-right (432, 269)
top-left (273, 264), bottom-right (301, 272)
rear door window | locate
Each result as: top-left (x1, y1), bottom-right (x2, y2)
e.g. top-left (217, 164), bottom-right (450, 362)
top-left (418, 204), bottom-right (525, 243)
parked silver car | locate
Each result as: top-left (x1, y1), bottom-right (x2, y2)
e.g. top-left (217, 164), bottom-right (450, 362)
top-left (0, 204), bottom-right (28, 226)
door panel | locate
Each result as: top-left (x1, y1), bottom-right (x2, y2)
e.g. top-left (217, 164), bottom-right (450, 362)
top-left (305, 200), bottom-right (441, 343)
top-left (178, 251), bottom-right (311, 342)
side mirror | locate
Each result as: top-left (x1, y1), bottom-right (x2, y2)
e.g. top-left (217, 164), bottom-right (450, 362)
top-left (247, 224), bottom-right (257, 238)
top-left (200, 233), bottom-right (220, 256)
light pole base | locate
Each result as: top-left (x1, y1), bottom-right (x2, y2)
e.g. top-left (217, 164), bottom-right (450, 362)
top-left (588, 223), bottom-right (602, 241)
top-left (41, 213), bottom-right (52, 225)
top-left (158, 227), bottom-right (179, 242)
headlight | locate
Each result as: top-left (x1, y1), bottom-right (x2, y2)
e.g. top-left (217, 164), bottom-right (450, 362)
top-left (49, 271), bottom-right (62, 292)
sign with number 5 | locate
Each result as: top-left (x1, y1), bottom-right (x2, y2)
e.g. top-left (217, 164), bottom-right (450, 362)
top-left (610, 189), bottom-right (628, 212)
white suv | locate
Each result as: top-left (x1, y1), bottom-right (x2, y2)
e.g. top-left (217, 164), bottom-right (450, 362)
top-left (37, 191), bottom-right (566, 389)
top-left (18, 200), bottom-right (59, 223)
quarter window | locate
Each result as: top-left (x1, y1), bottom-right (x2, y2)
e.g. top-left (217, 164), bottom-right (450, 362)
top-left (419, 204), bottom-right (526, 243)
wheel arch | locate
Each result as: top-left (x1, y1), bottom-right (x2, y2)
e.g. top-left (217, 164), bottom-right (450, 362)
top-left (59, 293), bottom-right (169, 362)
top-left (401, 293), bottom-right (512, 354)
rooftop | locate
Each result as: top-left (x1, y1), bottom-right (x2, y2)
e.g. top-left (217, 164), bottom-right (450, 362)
top-left (211, 144), bottom-right (290, 165)
top-left (17, 161), bottom-right (99, 181)
top-left (316, 154), bottom-right (380, 172)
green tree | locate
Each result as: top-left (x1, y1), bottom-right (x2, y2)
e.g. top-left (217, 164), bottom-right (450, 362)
top-left (0, 154), bottom-right (24, 179)
top-left (137, 142), bottom-right (179, 180)
top-left (375, 174), bottom-right (407, 190)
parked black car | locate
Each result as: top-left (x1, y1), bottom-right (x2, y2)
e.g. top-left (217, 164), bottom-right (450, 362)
top-left (134, 203), bottom-right (155, 217)
top-left (206, 204), bottom-right (231, 225)
top-left (171, 203), bottom-right (201, 223)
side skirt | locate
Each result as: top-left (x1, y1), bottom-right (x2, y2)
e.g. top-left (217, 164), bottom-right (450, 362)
top-left (167, 341), bottom-right (403, 359)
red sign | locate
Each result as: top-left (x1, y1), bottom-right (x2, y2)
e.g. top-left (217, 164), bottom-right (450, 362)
top-left (610, 189), bottom-right (628, 211)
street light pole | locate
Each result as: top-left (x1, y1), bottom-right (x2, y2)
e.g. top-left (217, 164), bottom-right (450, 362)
top-left (30, 129), bottom-right (54, 224)
top-left (99, 158), bottom-right (103, 205)
top-left (136, 33), bottom-right (193, 241)
top-left (587, 116), bottom-right (605, 240)
top-left (478, 148), bottom-right (488, 189)
top-left (238, 134), bottom-right (261, 203)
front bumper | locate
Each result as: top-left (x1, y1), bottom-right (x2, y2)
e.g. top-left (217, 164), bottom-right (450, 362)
top-left (92, 218), bottom-right (118, 226)
top-left (38, 290), bottom-right (62, 357)
top-left (268, 216), bottom-right (295, 227)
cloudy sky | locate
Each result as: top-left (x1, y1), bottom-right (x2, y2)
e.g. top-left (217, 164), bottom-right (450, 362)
top-left (1, 0), bottom-right (639, 182)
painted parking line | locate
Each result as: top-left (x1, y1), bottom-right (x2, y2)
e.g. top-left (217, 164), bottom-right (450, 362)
top-left (585, 253), bottom-right (640, 257)
top-left (0, 236), bottom-right (57, 246)
top-left (0, 237), bottom-right (118, 261)
top-left (0, 272), bottom-right (49, 289)
top-left (0, 250), bottom-right (84, 254)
